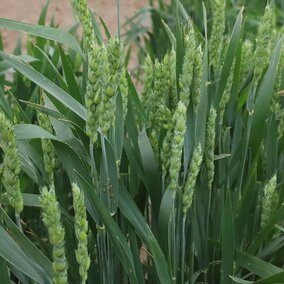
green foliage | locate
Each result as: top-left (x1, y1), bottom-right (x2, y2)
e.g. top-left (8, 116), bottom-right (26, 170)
top-left (0, 1), bottom-right (283, 284)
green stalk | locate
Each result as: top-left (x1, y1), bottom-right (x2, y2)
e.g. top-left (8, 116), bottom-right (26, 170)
top-left (97, 225), bottom-right (108, 284)
top-left (100, 134), bottom-right (109, 178)
top-left (15, 212), bottom-right (23, 232)
top-left (205, 188), bottom-right (212, 284)
top-left (116, 0), bottom-right (121, 39)
top-left (89, 139), bottom-right (99, 186)
top-left (107, 233), bottom-right (114, 284)
top-left (181, 214), bottom-right (186, 284)
top-left (188, 200), bottom-right (195, 284)
top-left (172, 193), bottom-right (177, 283)
top-left (100, 133), bottom-right (113, 284)
top-left (90, 137), bottom-right (108, 283)
top-left (237, 115), bottom-right (252, 197)
top-left (176, 191), bottom-right (183, 283)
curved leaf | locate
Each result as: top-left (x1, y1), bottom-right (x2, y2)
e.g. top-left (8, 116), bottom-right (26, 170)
top-left (235, 250), bottom-right (283, 279)
top-left (0, 51), bottom-right (87, 120)
top-left (1, 208), bottom-right (52, 275)
top-left (250, 36), bottom-right (284, 153)
top-left (0, 18), bottom-right (83, 57)
top-left (0, 226), bottom-right (51, 284)
top-left (119, 184), bottom-right (172, 284)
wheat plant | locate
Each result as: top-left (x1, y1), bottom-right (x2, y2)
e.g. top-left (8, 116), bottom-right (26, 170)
top-left (0, 0), bottom-right (283, 283)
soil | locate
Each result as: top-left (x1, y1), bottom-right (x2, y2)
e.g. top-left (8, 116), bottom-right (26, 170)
top-left (0, 0), bottom-right (148, 52)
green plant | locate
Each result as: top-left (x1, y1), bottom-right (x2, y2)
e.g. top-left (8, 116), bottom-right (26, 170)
top-left (40, 186), bottom-right (68, 284)
top-left (0, 0), bottom-right (283, 283)
top-left (124, 0), bottom-right (284, 76)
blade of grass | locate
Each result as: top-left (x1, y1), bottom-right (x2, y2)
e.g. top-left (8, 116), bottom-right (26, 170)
top-left (255, 271), bottom-right (284, 283)
top-left (37, 0), bottom-right (50, 26)
top-left (0, 207), bottom-right (52, 276)
top-left (138, 129), bottom-right (161, 219)
top-left (0, 54), bottom-right (38, 76)
top-left (0, 86), bottom-right (12, 118)
top-left (58, 44), bottom-right (83, 104)
top-left (0, 257), bottom-right (10, 284)
top-left (158, 187), bottom-right (174, 257)
top-left (99, 135), bottom-right (119, 214)
top-left (161, 20), bottom-right (176, 49)
top-left (230, 276), bottom-right (253, 283)
top-left (248, 204), bottom-right (284, 254)
top-left (214, 7), bottom-right (244, 108)
top-left (1, 193), bottom-right (40, 207)
top-left (194, 2), bottom-right (209, 149)
top-left (235, 250), bottom-right (283, 278)
top-left (0, 226), bottom-right (51, 283)
top-left (33, 45), bottom-right (68, 91)
top-left (113, 93), bottom-right (124, 161)
top-left (36, 0), bottom-right (50, 49)
top-left (0, 18), bottom-right (84, 57)
top-left (0, 51), bottom-right (87, 120)
top-left (250, 36), bottom-right (284, 155)
top-left (119, 183), bottom-right (172, 284)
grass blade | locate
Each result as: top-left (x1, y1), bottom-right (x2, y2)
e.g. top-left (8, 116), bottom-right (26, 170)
top-left (235, 250), bottom-right (283, 278)
top-left (0, 51), bottom-right (87, 120)
top-left (214, 7), bottom-right (244, 107)
top-left (0, 18), bottom-right (83, 57)
top-left (0, 257), bottom-right (10, 284)
top-left (250, 36), bottom-right (284, 154)
top-left (0, 226), bottom-right (51, 283)
top-left (1, 208), bottom-right (52, 276)
top-left (221, 191), bottom-right (234, 284)
top-left (119, 184), bottom-right (172, 284)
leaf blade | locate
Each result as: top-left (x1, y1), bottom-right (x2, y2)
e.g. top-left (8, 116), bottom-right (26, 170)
top-left (0, 51), bottom-right (87, 120)
top-left (0, 18), bottom-right (83, 57)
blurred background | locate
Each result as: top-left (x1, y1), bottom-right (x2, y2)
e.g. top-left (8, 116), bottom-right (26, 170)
top-left (0, 0), bottom-right (148, 52)
top-left (0, 0), bottom-right (283, 77)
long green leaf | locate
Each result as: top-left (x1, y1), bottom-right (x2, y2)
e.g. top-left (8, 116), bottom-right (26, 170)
top-left (255, 271), bottom-right (284, 283)
top-left (161, 20), bottom-right (176, 49)
top-left (113, 93), bottom-right (124, 161)
top-left (0, 257), bottom-right (10, 284)
top-left (15, 124), bottom-right (60, 141)
top-left (99, 135), bottom-right (119, 214)
top-left (0, 226), bottom-right (51, 283)
top-left (0, 86), bottom-right (12, 118)
top-left (0, 54), bottom-right (38, 76)
top-left (58, 45), bottom-right (83, 104)
top-left (250, 36), bottom-right (284, 153)
top-left (119, 184), bottom-right (172, 284)
top-left (1, 208), bottom-right (52, 276)
top-left (158, 187), bottom-right (174, 257)
top-left (214, 7), bottom-right (244, 107)
top-left (248, 204), bottom-right (284, 254)
top-left (231, 276), bottom-right (253, 284)
top-left (0, 51), bottom-right (87, 120)
top-left (1, 193), bottom-right (40, 207)
top-left (138, 129), bottom-right (161, 218)
top-left (0, 18), bottom-right (83, 57)
top-left (195, 17), bottom-right (209, 149)
top-left (222, 191), bottom-right (234, 284)
top-left (235, 250), bottom-right (283, 279)
top-left (33, 45), bottom-right (68, 91)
